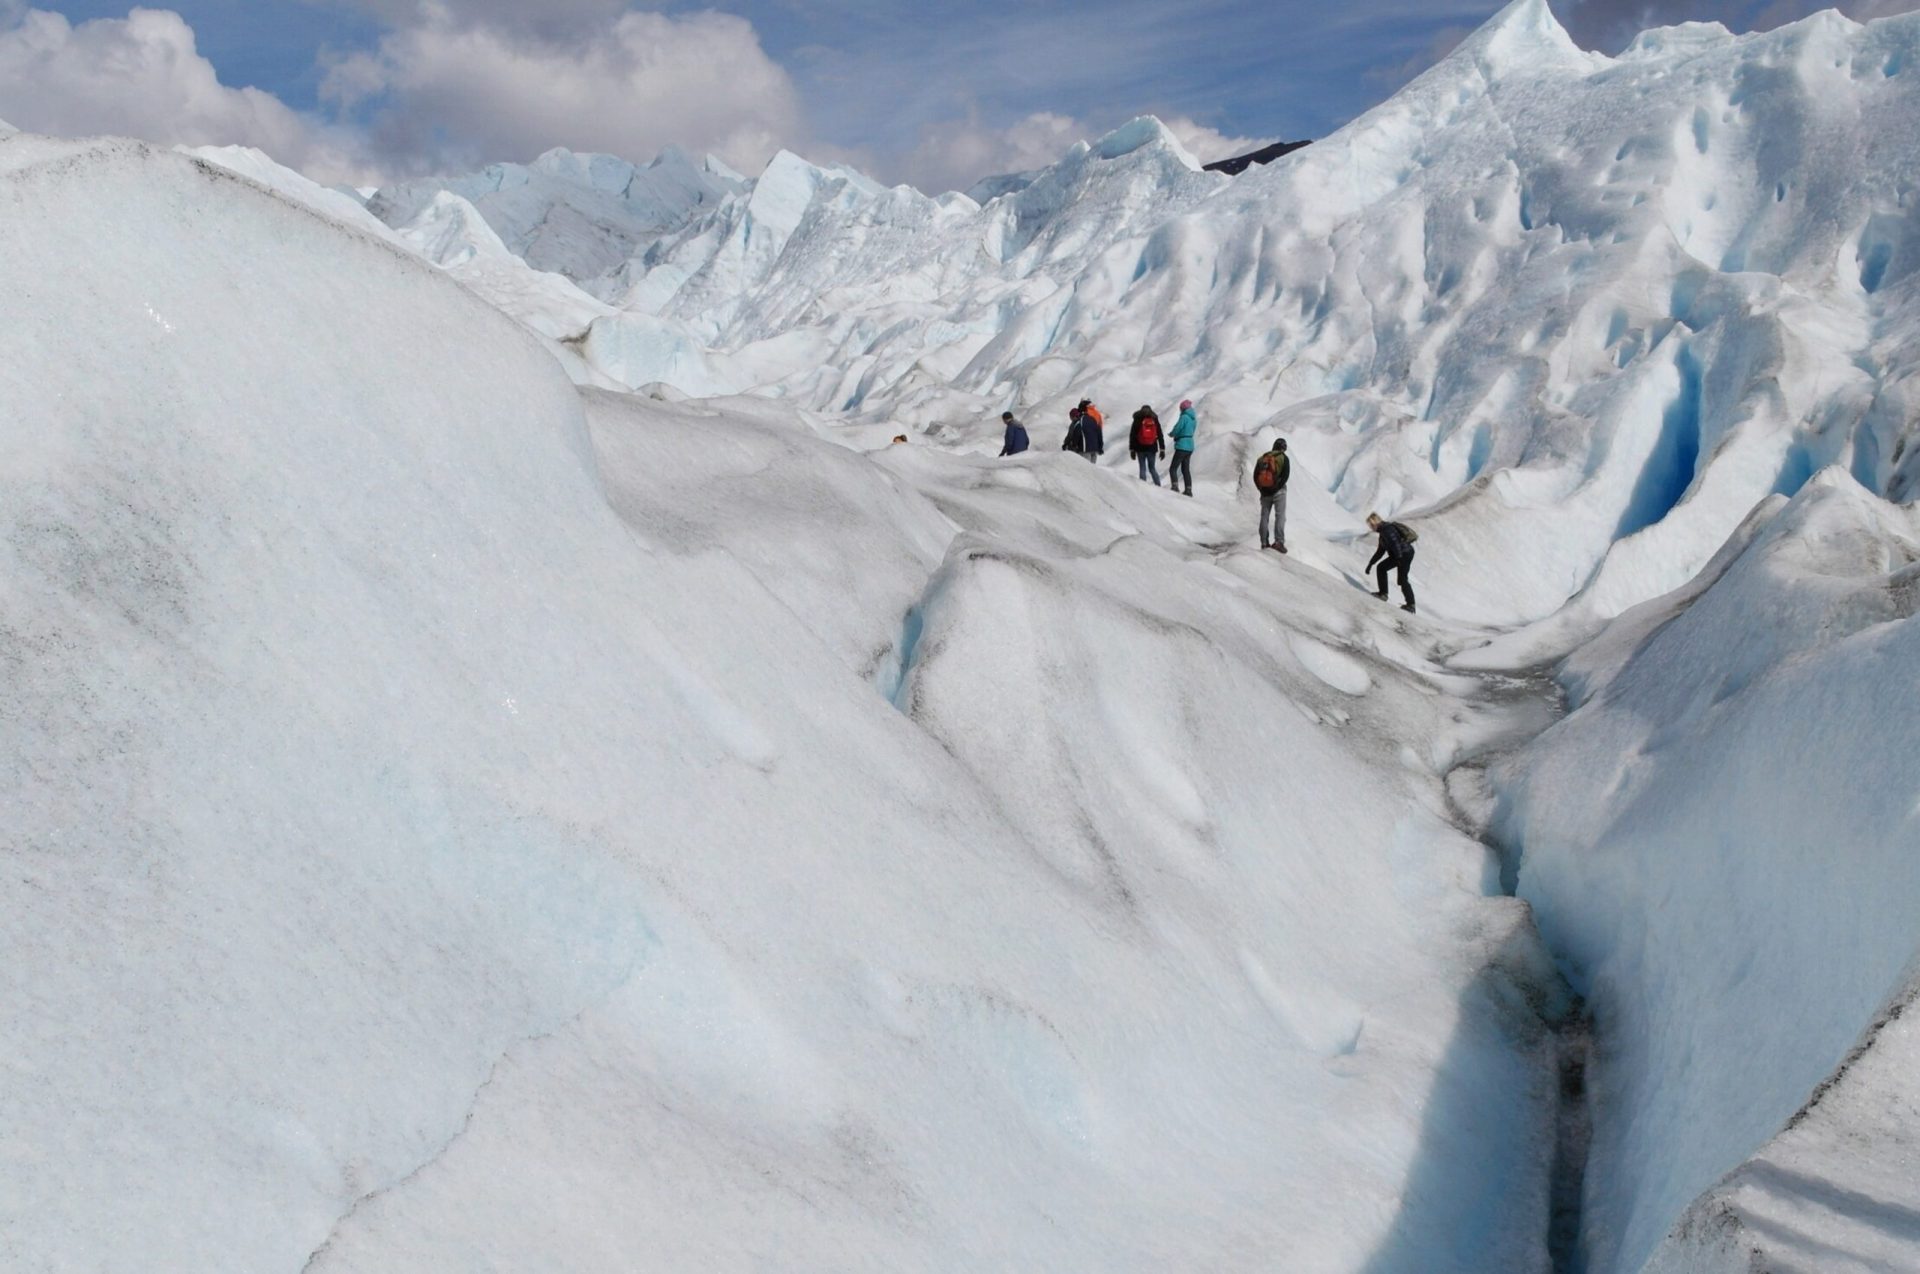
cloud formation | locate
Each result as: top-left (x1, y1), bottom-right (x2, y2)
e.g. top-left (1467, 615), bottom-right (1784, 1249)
top-left (0, 6), bottom-right (370, 181)
top-left (320, 4), bottom-right (803, 175)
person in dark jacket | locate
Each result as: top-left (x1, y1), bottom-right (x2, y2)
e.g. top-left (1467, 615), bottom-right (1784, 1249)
top-left (1000, 411), bottom-right (1029, 456)
top-left (1063, 407), bottom-right (1087, 455)
top-left (1077, 401), bottom-right (1104, 461)
top-left (1129, 406), bottom-right (1165, 486)
top-left (1365, 512), bottom-right (1416, 612)
top-left (1253, 438), bottom-right (1290, 551)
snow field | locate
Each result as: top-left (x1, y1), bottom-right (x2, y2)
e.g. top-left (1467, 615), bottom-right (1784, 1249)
top-left (2, 135), bottom-right (1575, 1272)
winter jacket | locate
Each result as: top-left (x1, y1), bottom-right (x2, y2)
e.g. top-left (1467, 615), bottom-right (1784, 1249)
top-left (1082, 413), bottom-right (1105, 455)
top-left (1001, 419), bottom-right (1030, 456)
top-left (1129, 411), bottom-right (1164, 456)
top-left (1367, 521), bottom-right (1415, 567)
top-left (1062, 417), bottom-right (1086, 453)
top-left (1171, 408), bottom-right (1198, 452)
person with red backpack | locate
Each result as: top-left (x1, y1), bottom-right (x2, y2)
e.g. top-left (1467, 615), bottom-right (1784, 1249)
top-left (1130, 405), bottom-right (1165, 486)
top-left (1253, 438), bottom-right (1290, 552)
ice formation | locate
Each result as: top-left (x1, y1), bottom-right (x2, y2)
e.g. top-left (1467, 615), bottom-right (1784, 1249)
top-left (6, 1), bottom-right (1920, 1271)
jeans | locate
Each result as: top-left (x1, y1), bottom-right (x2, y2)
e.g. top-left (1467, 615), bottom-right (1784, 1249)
top-left (1260, 490), bottom-right (1287, 545)
top-left (1376, 551), bottom-right (1415, 605)
top-left (1169, 450), bottom-right (1193, 493)
top-left (1137, 452), bottom-right (1161, 485)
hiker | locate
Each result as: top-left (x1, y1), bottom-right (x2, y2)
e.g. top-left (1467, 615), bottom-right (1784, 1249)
top-left (1130, 405), bottom-right (1165, 485)
top-left (1062, 407), bottom-right (1087, 455)
top-left (1000, 410), bottom-right (1029, 456)
top-left (1169, 399), bottom-right (1198, 495)
top-left (1254, 438), bottom-right (1290, 552)
top-left (1078, 400), bottom-right (1104, 460)
top-left (1365, 512), bottom-right (1418, 612)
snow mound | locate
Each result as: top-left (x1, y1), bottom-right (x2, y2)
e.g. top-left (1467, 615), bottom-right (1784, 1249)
top-left (3, 133), bottom-right (1571, 1273)
top-left (1495, 468), bottom-right (1920, 1274)
top-left (185, 145), bottom-right (400, 243)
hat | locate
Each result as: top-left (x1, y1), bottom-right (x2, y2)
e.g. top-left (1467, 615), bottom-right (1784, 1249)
top-left (1274, 438), bottom-right (1287, 451)
top-left (1077, 398), bottom-right (1091, 408)
top-left (1180, 399), bottom-right (1193, 410)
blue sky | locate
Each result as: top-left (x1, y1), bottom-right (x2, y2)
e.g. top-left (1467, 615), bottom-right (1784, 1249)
top-left (3, 0), bottom-right (1913, 189)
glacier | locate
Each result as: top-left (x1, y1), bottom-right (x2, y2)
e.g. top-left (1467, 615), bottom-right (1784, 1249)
top-left (6, 0), bottom-right (1920, 1271)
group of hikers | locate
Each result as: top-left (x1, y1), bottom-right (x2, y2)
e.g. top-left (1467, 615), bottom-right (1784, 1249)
top-left (996, 400), bottom-right (1418, 613)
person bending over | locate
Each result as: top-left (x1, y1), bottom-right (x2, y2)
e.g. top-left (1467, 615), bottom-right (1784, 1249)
top-left (1365, 512), bottom-right (1417, 613)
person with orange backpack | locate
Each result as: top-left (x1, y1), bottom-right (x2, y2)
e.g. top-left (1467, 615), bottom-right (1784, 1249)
top-left (1077, 399), bottom-right (1105, 461)
top-left (1253, 438), bottom-right (1290, 552)
top-left (1130, 405), bottom-right (1165, 486)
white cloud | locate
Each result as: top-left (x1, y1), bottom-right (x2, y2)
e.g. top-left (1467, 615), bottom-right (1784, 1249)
top-left (1159, 116), bottom-right (1273, 166)
top-left (0, 6), bottom-right (372, 182)
top-left (322, 4), bottom-right (804, 175)
top-left (897, 111), bottom-right (1082, 193)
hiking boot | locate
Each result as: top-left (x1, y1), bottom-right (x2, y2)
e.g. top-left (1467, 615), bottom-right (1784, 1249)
top-left (1374, 590), bottom-right (1388, 600)
top-left (1401, 602), bottom-right (1416, 614)
top-left (1278, 543), bottom-right (1288, 554)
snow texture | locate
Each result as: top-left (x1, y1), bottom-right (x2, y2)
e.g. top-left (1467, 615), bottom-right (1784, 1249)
top-left (1495, 471), bottom-right (1920, 1274)
top-left (2, 134), bottom-right (1567, 1273)
top-left (7, 1), bottom-right (1920, 1271)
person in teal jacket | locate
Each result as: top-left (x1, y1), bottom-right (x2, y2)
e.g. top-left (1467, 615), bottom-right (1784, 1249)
top-left (1168, 399), bottom-right (1198, 495)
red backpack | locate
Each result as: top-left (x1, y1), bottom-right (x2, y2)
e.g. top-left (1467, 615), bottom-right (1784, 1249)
top-left (1138, 414), bottom-right (1160, 447)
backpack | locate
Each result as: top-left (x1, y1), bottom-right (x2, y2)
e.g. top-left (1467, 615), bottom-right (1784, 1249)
top-left (1253, 452), bottom-right (1282, 492)
top-left (1400, 523), bottom-right (1419, 543)
top-left (1138, 415), bottom-right (1160, 447)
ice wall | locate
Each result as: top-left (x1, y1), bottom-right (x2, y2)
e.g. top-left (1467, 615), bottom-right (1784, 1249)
top-left (1495, 471), bottom-right (1920, 1274)
top-left (403, 1), bottom-right (1920, 636)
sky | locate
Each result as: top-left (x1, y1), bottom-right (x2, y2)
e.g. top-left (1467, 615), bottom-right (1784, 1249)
top-left (1, 0), bottom-right (1916, 192)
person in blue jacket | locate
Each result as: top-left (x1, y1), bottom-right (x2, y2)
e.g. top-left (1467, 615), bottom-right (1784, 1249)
top-left (1168, 399), bottom-right (1198, 495)
top-left (999, 410), bottom-right (1029, 456)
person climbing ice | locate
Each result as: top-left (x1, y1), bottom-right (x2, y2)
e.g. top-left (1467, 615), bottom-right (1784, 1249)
top-left (1169, 399), bottom-right (1198, 495)
top-left (999, 410), bottom-right (1029, 456)
top-left (1130, 405), bottom-right (1164, 485)
top-left (1365, 512), bottom-right (1418, 612)
top-left (1254, 438), bottom-right (1289, 552)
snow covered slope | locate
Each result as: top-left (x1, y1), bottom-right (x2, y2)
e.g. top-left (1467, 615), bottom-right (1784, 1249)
top-left (405, 1), bottom-right (1920, 641)
top-left (1495, 470), bottom-right (1920, 1274)
top-left (1, 132), bottom-right (1572, 1273)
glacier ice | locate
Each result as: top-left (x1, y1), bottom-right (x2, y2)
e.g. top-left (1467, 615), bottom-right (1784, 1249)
top-left (2, 133), bottom-right (1567, 1273)
top-left (6, 0), bottom-right (1920, 1271)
